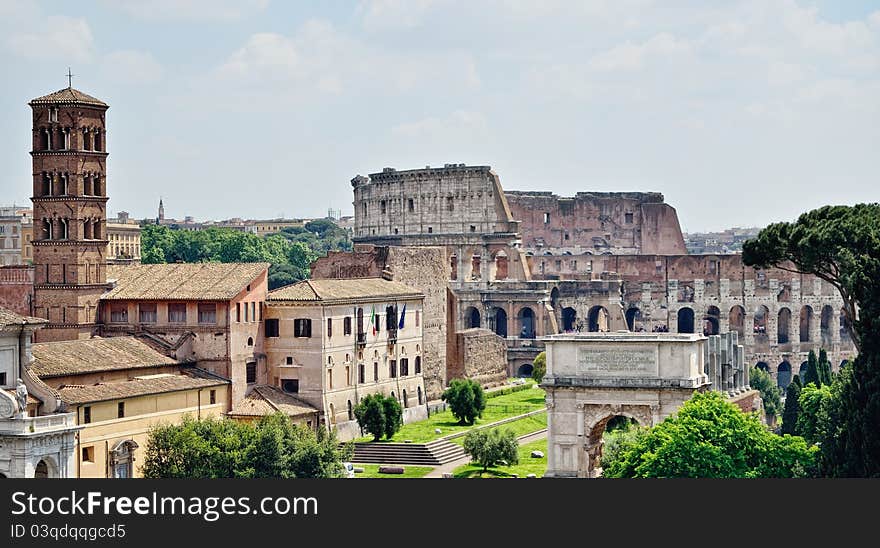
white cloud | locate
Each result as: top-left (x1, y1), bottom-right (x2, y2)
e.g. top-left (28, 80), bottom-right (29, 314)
top-left (103, 50), bottom-right (165, 85)
top-left (391, 110), bottom-right (488, 138)
top-left (767, 61), bottom-right (807, 87)
top-left (108, 0), bottom-right (269, 22)
top-left (781, 1), bottom-right (875, 56)
top-left (216, 19), bottom-right (480, 102)
top-left (589, 33), bottom-right (691, 71)
top-left (358, 0), bottom-right (444, 31)
top-left (6, 15), bottom-right (94, 62)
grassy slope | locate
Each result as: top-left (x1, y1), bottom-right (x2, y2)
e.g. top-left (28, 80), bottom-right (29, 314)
top-left (453, 438), bottom-right (548, 478)
top-left (356, 385), bottom-right (546, 444)
top-left (449, 412), bottom-right (547, 446)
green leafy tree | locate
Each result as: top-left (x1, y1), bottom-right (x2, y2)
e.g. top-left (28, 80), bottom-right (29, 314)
top-left (353, 394), bottom-right (402, 441)
top-left (802, 350), bottom-right (820, 387)
top-left (381, 396), bottom-right (403, 440)
top-left (743, 203), bottom-right (880, 476)
top-left (141, 413), bottom-right (352, 478)
top-left (600, 422), bottom-right (646, 470)
top-left (268, 264), bottom-right (309, 291)
top-left (602, 391), bottom-right (818, 478)
top-left (441, 378), bottom-right (487, 425)
top-left (796, 383), bottom-right (833, 446)
top-left (531, 352), bottom-right (546, 384)
top-left (780, 375), bottom-right (803, 436)
top-left (749, 366), bottom-right (782, 420)
top-left (462, 428), bottom-right (519, 474)
top-left (141, 245), bottom-right (166, 264)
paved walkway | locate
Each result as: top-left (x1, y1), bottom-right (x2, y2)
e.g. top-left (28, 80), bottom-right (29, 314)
top-left (424, 428), bottom-right (547, 478)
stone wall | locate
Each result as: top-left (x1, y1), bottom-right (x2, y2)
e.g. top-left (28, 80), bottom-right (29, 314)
top-left (311, 245), bottom-right (449, 400)
top-left (449, 328), bottom-right (508, 388)
top-left (505, 190), bottom-right (686, 256)
top-left (351, 164), bottom-right (519, 242)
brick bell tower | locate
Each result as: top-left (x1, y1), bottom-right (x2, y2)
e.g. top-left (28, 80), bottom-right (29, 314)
top-left (29, 84), bottom-right (109, 342)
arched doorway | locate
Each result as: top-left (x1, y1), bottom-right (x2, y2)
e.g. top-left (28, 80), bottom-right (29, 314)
top-left (756, 361), bottom-right (769, 372)
top-left (778, 308), bottom-right (791, 344)
top-left (677, 308), bottom-right (694, 334)
top-left (703, 306), bottom-right (720, 336)
top-left (800, 305), bottom-right (813, 343)
top-left (518, 307), bottom-right (536, 339)
top-left (34, 460), bottom-right (49, 479)
top-left (799, 361), bottom-right (809, 379)
top-left (517, 363), bottom-right (534, 377)
top-left (820, 305), bottom-right (834, 347)
top-left (588, 413), bottom-right (644, 477)
top-left (777, 361), bottom-right (792, 389)
top-left (493, 308), bottom-right (508, 337)
top-left (417, 386), bottom-right (423, 405)
top-left (588, 306), bottom-right (608, 332)
top-left (347, 400), bottom-right (353, 420)
top-left (402, 390), bottom-right (408, 408)
top-left (625, 307), bottom-right (641, 332)
top-left (465, 306), bottom-right (481, 329)
top-left (329, 403), bottom-right (336, 425)
top-left (562, 307), bottom-right (577, 332)
top-left (840, 309), bottom-right (851, 342)
top-left (754, 305), bottom-right (769, 341)
top-left (728, 305), bottom-right (745, 337)
top-left (550, 287), bottom-right (559, 310)
top-left (494, 251), bottom-right (509, 280)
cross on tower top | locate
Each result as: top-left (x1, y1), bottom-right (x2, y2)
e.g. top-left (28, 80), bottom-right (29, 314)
top-left (67, 67), bottom-right (74, 88)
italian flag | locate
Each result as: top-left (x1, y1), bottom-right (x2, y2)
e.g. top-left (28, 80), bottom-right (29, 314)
top-left (370, 304), bottom-right (377, 336)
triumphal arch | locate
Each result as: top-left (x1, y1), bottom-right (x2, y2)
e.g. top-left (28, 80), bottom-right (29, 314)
top-left (541, 332), bottom-right (712, 477)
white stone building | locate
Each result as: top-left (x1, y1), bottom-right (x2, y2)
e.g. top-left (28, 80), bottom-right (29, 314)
top-left (0, 307), bottom-right (79, 478)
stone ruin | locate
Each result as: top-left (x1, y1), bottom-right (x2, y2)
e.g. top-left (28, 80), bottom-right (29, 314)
top-left (704, 331), bottom-right (749, 395)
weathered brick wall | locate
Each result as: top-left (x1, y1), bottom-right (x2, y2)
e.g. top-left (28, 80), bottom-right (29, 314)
top-left (31, 99), bottom-right (109, 342)
top-left (728, 389), bottom-right (764, 423)
top-left (505, 190), bottom-right (686, 256)
top-left (450, 328), bottom-right (508, 388)
top-left (0, 266), bottom-right (34, 316)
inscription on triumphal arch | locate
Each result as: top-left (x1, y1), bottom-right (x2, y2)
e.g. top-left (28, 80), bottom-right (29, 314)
top-left (542, 333), bottom-right (710, 478)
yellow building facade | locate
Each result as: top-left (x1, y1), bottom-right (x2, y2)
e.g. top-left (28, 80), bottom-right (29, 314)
top-left (31, 336), bottom-right (230, 478)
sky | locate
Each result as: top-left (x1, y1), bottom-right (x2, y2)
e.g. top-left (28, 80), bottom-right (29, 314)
top-left (0, 0), bottom-right (878, 233)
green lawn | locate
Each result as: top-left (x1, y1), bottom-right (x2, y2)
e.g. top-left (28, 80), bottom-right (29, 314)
top-left (356, 384), bottom-right (546, 444)
top-left (450, 412), bottom-right (547, 446)
top-left (453, 438), bottom-right (548, 478)
top-left (351, 464), bottom-right (434, 478)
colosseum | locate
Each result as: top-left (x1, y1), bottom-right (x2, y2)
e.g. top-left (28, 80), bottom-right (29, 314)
top-left (350, 164), bottom-right (856, 391)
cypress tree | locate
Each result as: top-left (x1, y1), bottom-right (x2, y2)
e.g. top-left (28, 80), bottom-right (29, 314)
top-left (781, 375), bottom-right (803, 436)
top-left (802, 350), bottom-right (820, 387)
top-left (818, 349), bottom-right (832, 386)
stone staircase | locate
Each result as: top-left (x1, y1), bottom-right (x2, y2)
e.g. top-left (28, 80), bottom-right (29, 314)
top-left (352, 439), bottom-right (466, 466)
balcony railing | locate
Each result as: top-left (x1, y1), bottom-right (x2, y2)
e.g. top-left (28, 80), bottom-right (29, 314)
top-left (0, 412), bottom-right (77, 435)
top-left (356, 332), bottom-right (367, 347)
